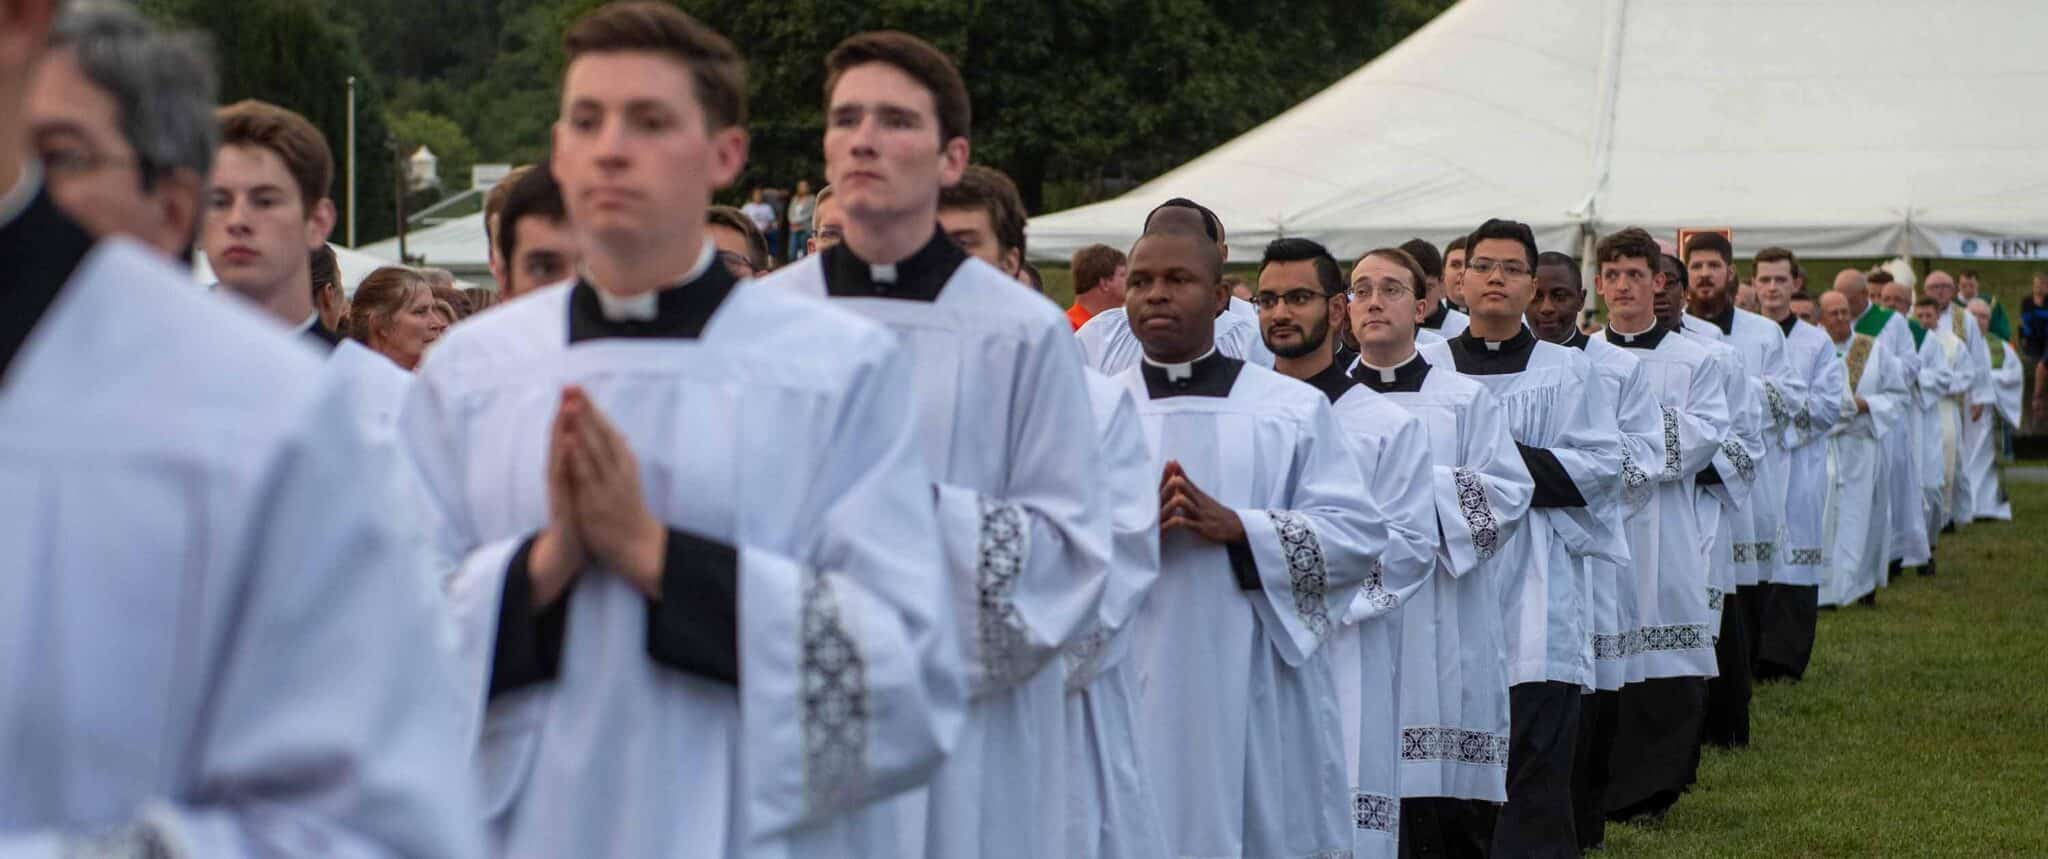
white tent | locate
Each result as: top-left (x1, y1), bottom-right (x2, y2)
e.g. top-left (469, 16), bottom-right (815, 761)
top-left (358, 212), bottom-right (492, 279)
top-left (191, 242), bottom-right (395, 298)
top-left (1027, 0), bottom-right (2048, 263)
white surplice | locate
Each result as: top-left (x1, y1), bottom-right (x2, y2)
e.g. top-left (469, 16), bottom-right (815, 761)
top-left (1937, 303), bottom-right (1995, 524)
top-left (1864, 305), bottom-right (1930, 567)
top-left (1423, 301), bottom-right (1470, 338)
top-left (401, 279), bottom-right (965, 858)
top-left (1322, 372), bottom-right (1439, 859)
top-left (1961, 338), bottom-right (2021, 522)
top-left (1076, 305), bottom-right (1275, 375)
top-left (1116, 354), bottom-right (1390, 859)
top-left (1717, 310), bottom-right (1797, 584)
top-left (766, 241), bottom-right (1109, 859)
top-left (1679, 315), bottom-right (1764, 606)
top-left (1776, 318), bottom-right (1849, 586)
top-left (0, 236), bottom-right (479, 857)
top-left (1594, 324), bottom-right (1732, 680)
top-left (1572, 333), bottom-right (1662, 689)
top-left (1420, 330), bottom-right (1623, 691)
top-left (1917, 325), bottom-right (1966, 533)
top-left (1063, 371), bottom-right (1170, 859)
top-left (1821, 331), bottom-right (1901, 606)
top-left (326, 338), bottom-right (414, 440)
top-left (1369, 354), bottom-right (1534, 802)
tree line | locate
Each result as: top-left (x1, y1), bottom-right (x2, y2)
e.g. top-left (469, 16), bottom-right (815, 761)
top-left (140, 0), bottom-right (1452, 246)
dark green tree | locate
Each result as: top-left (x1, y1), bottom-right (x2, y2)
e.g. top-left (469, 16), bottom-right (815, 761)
top-left (144, 0), bottom-right (401, 244)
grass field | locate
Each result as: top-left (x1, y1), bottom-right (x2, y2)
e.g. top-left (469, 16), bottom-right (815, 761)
top-left (1599, 479), bottom-right (2048, 857)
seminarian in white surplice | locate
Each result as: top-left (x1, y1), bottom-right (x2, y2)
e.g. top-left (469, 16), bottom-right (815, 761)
top-left (402, 11), bottom-right (964, 857)
top-left (1252, 239), bottom-right (1440, 859)
top-left (1114, 229), bottom-right (1396, 859)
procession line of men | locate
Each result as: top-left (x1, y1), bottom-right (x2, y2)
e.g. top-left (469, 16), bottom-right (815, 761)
top-left (1, 0), bottom-right (2030, 857)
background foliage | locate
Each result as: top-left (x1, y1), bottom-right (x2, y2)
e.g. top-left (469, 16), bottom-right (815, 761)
top-left (139, 0), bottom-right (1454, 245)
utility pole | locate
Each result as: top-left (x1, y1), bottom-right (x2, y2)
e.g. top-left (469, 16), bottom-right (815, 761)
top-left (345, 76), bottom-right (357, 247)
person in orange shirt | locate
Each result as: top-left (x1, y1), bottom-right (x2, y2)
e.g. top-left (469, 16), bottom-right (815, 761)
top-left (1067, 242), bottom-right (1126, 330)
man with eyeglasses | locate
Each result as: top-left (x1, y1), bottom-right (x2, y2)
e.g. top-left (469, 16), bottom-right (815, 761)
top-left (1419, 218), bottom-right (1623, 858)
top-left (1342, 245), bottom-right (1531, 859)
top-left (27, 2), bottom-right (213, 261)
top-left (1256, 238), bottom-right (1438, 859)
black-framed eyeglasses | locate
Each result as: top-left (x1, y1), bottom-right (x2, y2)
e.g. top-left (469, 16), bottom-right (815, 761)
top-left (1251, 289), bottom-right (1329, 310)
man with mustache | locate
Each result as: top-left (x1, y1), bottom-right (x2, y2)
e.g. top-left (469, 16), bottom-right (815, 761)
top-left (1257, 237), bottom-right (1438, 859)
top-left (1677, 232), bottom-right (1793, 750)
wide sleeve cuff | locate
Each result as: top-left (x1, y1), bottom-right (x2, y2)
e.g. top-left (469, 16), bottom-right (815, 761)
top-left (1237, 509), bottom-right (1334, 668)
top-left (488, 535), bottom-right (572, 702)
top-left (740, 550), bottom-right (955, 837)
top-left (645, 528), bottom-right (741, 686)
top-left (1434, 465), bottom-right (1503, 577)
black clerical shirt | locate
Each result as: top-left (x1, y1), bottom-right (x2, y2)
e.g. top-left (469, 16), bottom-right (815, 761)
top-left (821, 224), bottom-right (967, 302)
top-left (1301, 354), bottom-right (1357, 404)
top-left (0, 186), bottom-right (94, 383)
top-left (1350, 352), bottom-right (1431, 394)
top-left (1445, 326), bottom-right (1588, 508)
top-left (489, 258), bottom-right (748, 701)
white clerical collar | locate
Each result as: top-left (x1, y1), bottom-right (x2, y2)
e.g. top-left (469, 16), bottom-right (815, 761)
top-left (592, 239), bottom-right (716, 322)
top-left (0, 160), bottom-right (43, 233)
top-left (1142, 346), bottom-right (1217, 382)
top-left (1611, 319), bottom-right (1658, 342)
top-left (1359, 350), bottom-right (1418, 383)
top-left (293, 311), bottom-right (319, 336)
top-left (869, 261), bottom-right (899, 283)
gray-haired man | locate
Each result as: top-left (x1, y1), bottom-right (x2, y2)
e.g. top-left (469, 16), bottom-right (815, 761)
top-left (28, 1), bottom-right (215, 260)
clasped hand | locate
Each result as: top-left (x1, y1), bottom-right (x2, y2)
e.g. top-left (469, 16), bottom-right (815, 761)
top-left (528, 386), bottom-right (668, 608)
top-left (1158, 460), bottom-right (1245, 544)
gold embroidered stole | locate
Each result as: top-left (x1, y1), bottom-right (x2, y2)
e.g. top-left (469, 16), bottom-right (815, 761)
top-left (1845, 333), bottom-right (1875, 391)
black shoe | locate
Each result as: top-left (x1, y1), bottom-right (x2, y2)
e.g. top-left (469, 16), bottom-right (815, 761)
top-left (1857, 592), bottom-right (1878, 606)
top-left (1941, 522), bottom-right (1956, 535)
top-left (1920, 559), bottom-right (1938, 577)
top-left (1888, 559), bottom-right (1903, 579)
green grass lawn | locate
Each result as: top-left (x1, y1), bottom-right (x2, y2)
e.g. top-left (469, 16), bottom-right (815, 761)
top-left (1601, 480), bottom-right (2048, 857)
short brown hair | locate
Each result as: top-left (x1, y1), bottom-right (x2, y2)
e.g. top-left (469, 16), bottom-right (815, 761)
top-left (1754, 246), bottom-right (1802, 280)
top-left (1868, 269), bottom-right (1895, 286)
top-left (825, 31), bottom-right (971, 143)
top-left (939, 164), bottom-right (1025, 257)
top-left (346, 266), bottom-right (430, 343)
top-left (217, 99), bottom-right (332, 213)
top-left (1595, 227), bottom-right (1662, 268)
top-left (485, 165), bottom-right (537, 229)
top-left (1682, 231), bottom-right (1733, 265)
top-left (1361, 247), bottom-right (1430, 299)
top-left (564, 2), bottom-right (746, 130)
top-left (1071, 244), bottom-right (1126, 295)
top-left (309, 243), bottom-right (339, 301)
top-left (707, 204), bottom-right (770, 271)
